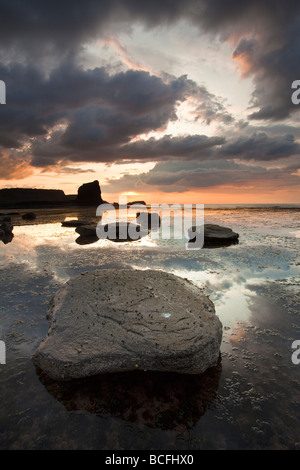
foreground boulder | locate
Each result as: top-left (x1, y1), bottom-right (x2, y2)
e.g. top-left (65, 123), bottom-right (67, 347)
top-left (188, 224), bottom-right (239, 248)
top-left (33, 269), bottom-right (222, 381)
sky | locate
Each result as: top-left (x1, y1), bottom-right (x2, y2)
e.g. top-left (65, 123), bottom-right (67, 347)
top-left (0, 0), bottom-right (300, 204)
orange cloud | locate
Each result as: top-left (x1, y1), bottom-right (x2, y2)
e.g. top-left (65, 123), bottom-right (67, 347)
top-left (0, 151), bottom-right (34, 180)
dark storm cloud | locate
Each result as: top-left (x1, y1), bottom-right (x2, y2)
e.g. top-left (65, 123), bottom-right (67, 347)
top-left (218, 132), bottom-right (300, 161)
top-left (114, 135), bottom-right (225, 162)
top-left (1, 0), bottom-right (300, 183)
top-left (196, 0), bottom-right (300, 120)
top-left (105, 159), bottom-right (300, 194)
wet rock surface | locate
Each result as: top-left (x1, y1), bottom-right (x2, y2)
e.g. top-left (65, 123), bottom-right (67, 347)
top-left (189, 224), bottom-right (239, 248)
top-left (33, 269), bottom-right (222, 381)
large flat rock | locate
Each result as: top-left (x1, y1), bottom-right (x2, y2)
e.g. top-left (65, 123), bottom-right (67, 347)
top-left (189, 224), bottom-right (239, 248)
top-left (33, 269), bottom-right (222, 381)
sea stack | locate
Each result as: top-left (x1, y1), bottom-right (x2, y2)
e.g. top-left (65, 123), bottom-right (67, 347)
top-left (76, 180), bottom-right (103, 205)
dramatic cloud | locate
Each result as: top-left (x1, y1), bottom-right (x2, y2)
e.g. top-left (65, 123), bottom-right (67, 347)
top-left (0, 149), bottom-right (33, 180)
top-left (0, 60), bottom-right (232, 166)
top-left (218, 132), bottom-right (300, 161)
top-left (105, 159), bottom-right (300, 194)
top-left (0, 0), bottom-right (299, 197)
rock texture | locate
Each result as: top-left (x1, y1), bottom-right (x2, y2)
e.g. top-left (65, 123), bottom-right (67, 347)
top-left (189, 224), bottom-right (239, 248)
top-left (33, 269), bottom-right (222, 381)
top-left (76, 180), bottom-right (103, 205)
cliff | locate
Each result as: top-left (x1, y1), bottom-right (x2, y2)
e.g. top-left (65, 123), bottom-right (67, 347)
top-left (0, 188), bottom-right (67, 207)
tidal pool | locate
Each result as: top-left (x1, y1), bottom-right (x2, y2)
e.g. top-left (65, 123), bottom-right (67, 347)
top-left (0, 206), bottom-right (299, 449)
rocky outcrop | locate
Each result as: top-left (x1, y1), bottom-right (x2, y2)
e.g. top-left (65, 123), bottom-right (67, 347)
top-left (0, 188), bottom-right (67, 206)
top-left (76, 180), bottom-right (103, 205)
top-left (188, 224), bottom-right (239, 248)
top-left (33, 269), bottom-right (222, 381)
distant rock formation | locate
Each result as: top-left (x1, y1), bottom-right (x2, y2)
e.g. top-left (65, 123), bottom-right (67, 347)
top-left (0, 188), bottom-right (67, 207)
top-left (76, 180), bottom-right (103, 205)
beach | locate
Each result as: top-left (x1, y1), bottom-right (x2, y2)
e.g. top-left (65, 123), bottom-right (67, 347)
top-left (0, 205), bottom-right (300, 449)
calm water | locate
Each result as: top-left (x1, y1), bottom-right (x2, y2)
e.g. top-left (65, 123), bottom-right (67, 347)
top-left (0, 206), bottom-right (300, 449)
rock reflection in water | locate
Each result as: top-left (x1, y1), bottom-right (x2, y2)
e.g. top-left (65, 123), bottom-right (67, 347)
top-left (0, 231), bottom-right (14, 244)
top-left (36, 358), bottom-right (222, 431)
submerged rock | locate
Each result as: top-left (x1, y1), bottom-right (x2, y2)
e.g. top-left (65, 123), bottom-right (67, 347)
top-left (189, 224), bottom-right (239, 248)
top-left (33, 269), bottom-right (222, 381)
top-left (22, 212), bottom-right (36, 220)
top-left (61, 220), bottom-right (92, 227)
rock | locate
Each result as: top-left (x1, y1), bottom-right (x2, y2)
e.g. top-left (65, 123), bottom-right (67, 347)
top-left (76, 180), bottom-right (103, 205)
top-left (61, 220), bottom-right (92, 227)
top-left (97, 222), bottom-right (149, 242)
top-left (0, 221), bottom-right (14, 244)
top-left (136, 211), bottom-right (161, 230)
top-left (75, 225), bottom-right (97, 237)
top-left (22, 212), bottom-right (36, 220)
top-left (0, 188), bottom-right (67, 205)
top-left (32, 269), bottom-right (222, 381)
top-left (0, 221), bottom-right (13, 234)
top-left (0, 215), bottom-right (11, 222)
top-left (75, 235), bottom-right (99, 245)
top-left (188, 224), bottom-right (239, 248)
top-left (1, 231), bottom-right (14, 244)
